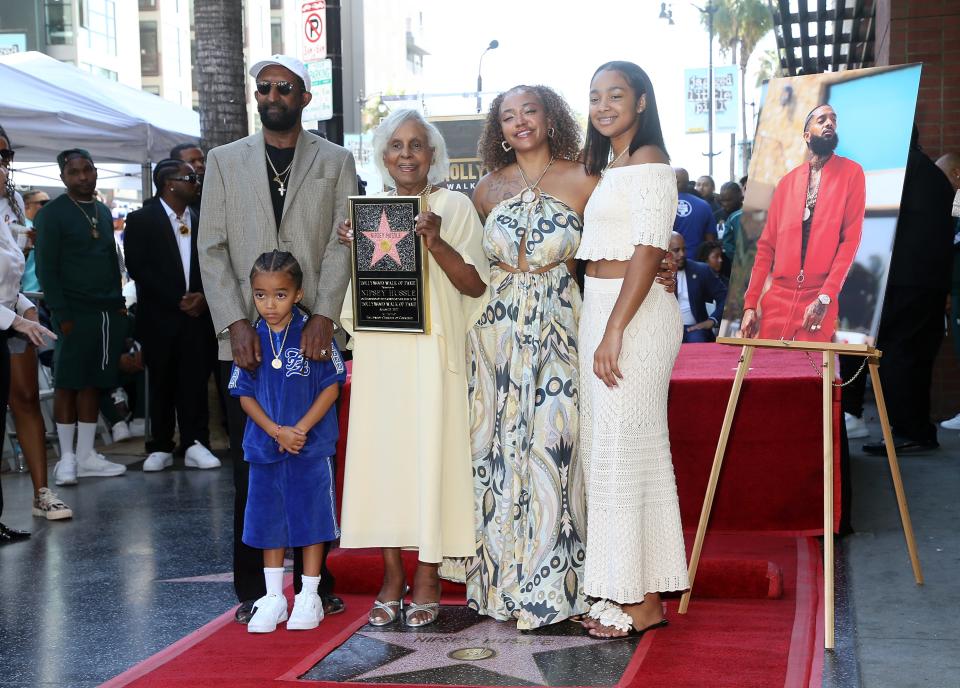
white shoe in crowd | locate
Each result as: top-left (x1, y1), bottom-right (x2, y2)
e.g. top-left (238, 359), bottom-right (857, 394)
top-left (128, 418), bottom-right (146, 437)
top-left (845, 412), bottom-right (870, 439)
top-left (32, 487), bottom-right (73, 520)
top-left (184, 441), bottom-right (221, 469)
top-left (939, 413), bottom-right (960, 430)
top-left (287, 591), bottom-right (324, 630)
top-left (111, 420), bottom-right (132, 442)
top-left (143, 451), bottom-right (173, 472)
top-left (247, 594), bottom-right (288, 633)
top-left (53, 453), bottom-right (78, 486)
top-left (77, 451), bottom-right (127, 478)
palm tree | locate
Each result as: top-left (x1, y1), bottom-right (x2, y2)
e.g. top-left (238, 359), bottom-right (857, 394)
top-left (701, 0), bottom-right (773, 173)
top-left (194, 0), bottom-right (247, 150)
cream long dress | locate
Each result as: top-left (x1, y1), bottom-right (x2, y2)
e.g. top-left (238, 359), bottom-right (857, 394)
top-left (339, 187), bottom-right (490, 562)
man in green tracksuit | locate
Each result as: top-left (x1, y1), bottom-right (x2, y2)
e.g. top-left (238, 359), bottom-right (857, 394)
top-left (34, 149), bottom-right (127, 484)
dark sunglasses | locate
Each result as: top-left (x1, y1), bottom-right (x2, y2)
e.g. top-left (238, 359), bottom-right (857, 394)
top-left (26, 199), bottom-right (49, 207)
top-left (256, 80), bottom-right (296, 96)
top-left (0, 149), bottom-right (14, 162)
top-left (169, 173), bottom-right (199, 184)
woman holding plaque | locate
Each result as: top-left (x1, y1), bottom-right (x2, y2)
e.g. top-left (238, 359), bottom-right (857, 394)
top-left (466, 85), bottom-right (596, 629)
top-left (576, 61), bottom-right (688, 638)
top-left (338, 109), bottom-right (490, 628)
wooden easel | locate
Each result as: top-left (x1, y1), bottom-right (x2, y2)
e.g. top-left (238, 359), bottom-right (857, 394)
top-left (677, 337), bottom-right (924, 649)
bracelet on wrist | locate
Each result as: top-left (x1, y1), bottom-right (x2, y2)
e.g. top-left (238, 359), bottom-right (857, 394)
top-left (274, 425), bottom-right (282, 441)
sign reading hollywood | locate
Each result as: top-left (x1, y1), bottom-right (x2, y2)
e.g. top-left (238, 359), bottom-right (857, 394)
top-left (349, 196), bottom-right (429, 333)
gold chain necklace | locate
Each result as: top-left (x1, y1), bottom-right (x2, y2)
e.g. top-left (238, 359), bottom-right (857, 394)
top-left (268, 317), bottom-right (293, 370)
top-left (516, 158), bottom-right (554, 204)
top-left (67, 195), bottom-right (101, 239)
top-left (265, 150), bottom-right (294, 197)
top-left (600, 146), bottom-right (630, 180)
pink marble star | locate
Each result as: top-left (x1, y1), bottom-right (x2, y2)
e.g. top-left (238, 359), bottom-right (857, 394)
top-left (361, 208), bottom-right (407, 268)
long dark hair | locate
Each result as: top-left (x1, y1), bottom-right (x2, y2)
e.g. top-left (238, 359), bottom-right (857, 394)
top-left (583, 61), bottom-right (669, 176)
top-left (0, 124), bottom-right (25, 225)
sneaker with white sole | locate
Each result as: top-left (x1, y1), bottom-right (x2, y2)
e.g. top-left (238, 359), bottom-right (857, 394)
top-left (128, 418), bottom-right (146, 437)
top-left (247, 594), bottom-right (288, 633)
top-left (53, 453), bottom-right (78, 486)
top-left (287, 591), bottom-right (324, 630)
top-left (184, 441), bottom-right (221, 469)
top-left (143, 451), bottom-right (173, 472)
top-left (111, 421), bottom-right (132, 442)
top-left (32, 487), bottom-right (73, 520)
top-left (77, 451), bottom-right (127, 478)
top-left (845, 412), bottom-right (870, 439)
top-left (940, 413), bottom-right (960, 430)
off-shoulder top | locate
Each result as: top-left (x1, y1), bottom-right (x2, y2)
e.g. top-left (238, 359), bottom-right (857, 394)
top-left (576, 163), bottom-right (678, 261)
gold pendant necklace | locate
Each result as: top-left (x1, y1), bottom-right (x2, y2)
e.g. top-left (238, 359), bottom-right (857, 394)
top-left (266, 150), bottom-right (294, 197)
top-left (176, 212), bottom-right (190, 235)
top-left (68, 195), bottom-right (101, 239)
top-left (268, 317), bottom-right (292, 370)
top-left (516, 158), bottom-right (554, 204)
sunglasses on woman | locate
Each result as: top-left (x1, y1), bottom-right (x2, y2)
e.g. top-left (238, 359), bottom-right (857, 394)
top-left (26, 199), bottom-right (48, 207)
top-left (0, 149), bottom-right (14, 162)
top-left (169, 173), bottom-right (200, 184)
top-left (256, 80), bottom-right (296, 96)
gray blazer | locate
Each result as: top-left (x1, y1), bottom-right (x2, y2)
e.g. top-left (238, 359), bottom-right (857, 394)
top-left (198, 129), bottom-right (357, 360)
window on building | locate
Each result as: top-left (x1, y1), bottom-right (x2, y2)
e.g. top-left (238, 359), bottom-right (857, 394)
top-left (81, 0), bottom-right (117, 55)
top-left (142, 84), bottom-right (161, 95)
top-left (271, 19), bottom-right (283, 54)
top-left (45, 0), bottom-right (74, 46)
top-left (140, 21), bottom-right (160, 76)
top-left (139, 0), bottom-right (158, 9)
top-left (80, 62), bottom-right (118, 81)
top-left (270, 0), bottom-right (283, 9)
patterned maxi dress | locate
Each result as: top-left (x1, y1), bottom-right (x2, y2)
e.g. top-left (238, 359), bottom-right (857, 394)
top-left (465, 192), bottom-right (589, 629)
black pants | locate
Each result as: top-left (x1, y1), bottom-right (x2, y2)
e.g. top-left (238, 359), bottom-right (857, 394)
top-left (220, 361), bottom-right (335, 602)
top-left (144, 320), bottom-right (215, 453)
top-left (841, 286), bottom-right (946, 441)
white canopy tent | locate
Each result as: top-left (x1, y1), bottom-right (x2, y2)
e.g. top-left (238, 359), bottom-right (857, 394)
top-left (0, 51), bottom-right (201, 198)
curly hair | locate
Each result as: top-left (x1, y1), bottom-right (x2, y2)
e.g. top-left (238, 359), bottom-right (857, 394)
top-left (477, 85), bottom-right (581, 172)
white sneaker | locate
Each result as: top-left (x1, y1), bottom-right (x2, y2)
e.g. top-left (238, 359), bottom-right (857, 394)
top-left (77, 451), bottom-right (127, 478)
top-left (53, 453), bottom-right (78, 486)
top-left (184, 441), bottom-right (221, 469)
top-left (32, 487), bottom-right (73, 520)
top-left (143, 451), bottom-right (173, 472)
top-left (940, 413), bottom-right (960, 430)
top-left (845, 412), bottom-right (870, 439)
top-left (247, 594), bottom-right (288, 633)
top-left (287, 591), bottom-right (324, 630)
top-left (128, 418), bottom-right (146, 437)
top-left (111, 421), bottom-right (132, 442)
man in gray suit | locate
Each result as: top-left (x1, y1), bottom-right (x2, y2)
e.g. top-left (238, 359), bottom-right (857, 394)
top-left (199, 54), bottom-right (356, 623)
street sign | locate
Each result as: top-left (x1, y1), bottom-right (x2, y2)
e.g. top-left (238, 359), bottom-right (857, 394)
top-left (302, 58), bottom-right (333, 122)
top-left (0, 33), bottom-right (27, 56)
top-left (685, 66), bottom-right (739, 134)
top-left (300, 0), bottom-right (326, 62)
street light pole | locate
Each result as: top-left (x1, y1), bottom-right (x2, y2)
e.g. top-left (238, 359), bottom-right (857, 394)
top-left (476, 39), bottom-right (499, 114)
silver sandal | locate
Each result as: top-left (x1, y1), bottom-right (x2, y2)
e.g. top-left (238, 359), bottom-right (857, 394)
top-left (367, 585), bottom-right (408, 626)
top-left (403, 601), bottom-right (440, 628)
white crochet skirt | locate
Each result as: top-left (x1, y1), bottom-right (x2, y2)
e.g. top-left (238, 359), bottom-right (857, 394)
top-left (579, 276), bottom-right (690, 603)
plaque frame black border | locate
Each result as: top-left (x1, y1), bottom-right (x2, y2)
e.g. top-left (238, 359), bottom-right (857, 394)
top-left (349, 195), bottom-right (430, 334)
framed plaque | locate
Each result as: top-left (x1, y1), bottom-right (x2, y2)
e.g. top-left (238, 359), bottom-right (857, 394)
top-left (349, 195), bottom-right (430, 333)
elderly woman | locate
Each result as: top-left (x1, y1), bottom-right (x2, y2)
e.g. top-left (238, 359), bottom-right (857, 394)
top-left (338, 109), bottom-right (490, 627)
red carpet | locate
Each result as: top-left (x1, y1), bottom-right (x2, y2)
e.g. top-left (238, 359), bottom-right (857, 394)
top-left (100, 534), bottom-right (822, 688)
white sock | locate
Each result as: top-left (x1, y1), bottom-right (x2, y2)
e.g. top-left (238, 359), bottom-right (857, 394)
top-left (264, 567), bottom-right (284, 597)
top-left (56, 423), bottom-right (76, 457)
top-left (301, 574), bottom-right (320, 597)
top-left (76, 422), bottom-right (97, 462)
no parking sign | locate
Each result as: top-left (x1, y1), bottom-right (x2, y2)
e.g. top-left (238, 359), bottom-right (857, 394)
top-left (301, 0), bottom-right (326, 62)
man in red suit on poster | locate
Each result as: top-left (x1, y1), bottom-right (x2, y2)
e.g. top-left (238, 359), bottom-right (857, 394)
top-left (739, 104), bottom-right (865, 342)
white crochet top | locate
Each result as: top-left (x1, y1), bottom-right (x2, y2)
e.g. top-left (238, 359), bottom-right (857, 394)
top-left (576, 163), bottom-right (678, 261)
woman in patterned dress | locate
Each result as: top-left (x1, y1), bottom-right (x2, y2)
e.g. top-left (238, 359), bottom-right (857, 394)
top-left (576, 61), bottom-right (689, 639)
top-left (463, 85), bottom-right (597, 629)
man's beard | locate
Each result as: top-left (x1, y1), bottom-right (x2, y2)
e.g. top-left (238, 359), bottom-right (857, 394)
top-left (258, 102), bottom-right (301, 131)
top-left (807, 132), bottom-right (839, 156)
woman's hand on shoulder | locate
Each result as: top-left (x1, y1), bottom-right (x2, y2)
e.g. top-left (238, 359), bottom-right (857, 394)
top-left (627, 145), bottom-right (669, 166)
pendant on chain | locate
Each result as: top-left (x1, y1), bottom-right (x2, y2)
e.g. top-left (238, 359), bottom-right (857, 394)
top-left (271, 358), bottom-right (283, 369)
top-left (520, 188), bottom-right (536, 204)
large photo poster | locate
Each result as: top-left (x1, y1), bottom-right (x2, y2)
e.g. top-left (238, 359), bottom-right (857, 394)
top-left (719, 64), bottom-right (922, 345)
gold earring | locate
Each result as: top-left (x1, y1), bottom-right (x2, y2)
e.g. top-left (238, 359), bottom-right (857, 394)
top-left (501, 140), bottom-right (512, 153)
